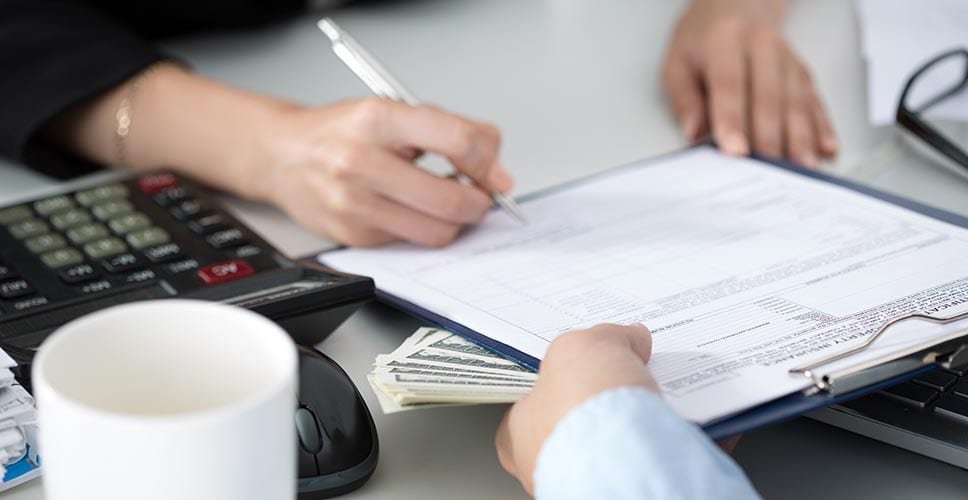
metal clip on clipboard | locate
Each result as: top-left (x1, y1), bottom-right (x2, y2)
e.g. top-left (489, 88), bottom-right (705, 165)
top-left (789, 310), bottom-right (968, 396)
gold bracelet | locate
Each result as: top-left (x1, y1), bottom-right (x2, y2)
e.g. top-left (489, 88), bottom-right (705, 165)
top-left (114, 63), bottom-right (165, 167)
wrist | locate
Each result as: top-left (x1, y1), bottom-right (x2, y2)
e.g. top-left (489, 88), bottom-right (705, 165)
top-left (232, 102), bottom-right (305, 204)
top-left (686, 0), bottom-right (786, 27)
top-left (533, 388), bottom-right (664, 497)
top-left (131, 67), bottom-right (298, 201)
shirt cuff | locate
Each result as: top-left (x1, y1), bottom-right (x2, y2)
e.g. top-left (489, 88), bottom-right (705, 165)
top-left (533, 387), bottom-right (760, 500)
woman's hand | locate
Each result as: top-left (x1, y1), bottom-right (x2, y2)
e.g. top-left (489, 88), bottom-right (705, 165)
top-left (50, 65), bottom-right (512, 248)
top-left (249, 98), bottom-right (513, 247)
top-left (495, 324), bottom-right (658, 495)
top-left (661, 0), bottom-right (837, 167)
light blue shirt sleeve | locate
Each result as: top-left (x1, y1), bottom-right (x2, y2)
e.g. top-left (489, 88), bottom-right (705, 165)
top-left (533, 387), bottom-right (761, 500)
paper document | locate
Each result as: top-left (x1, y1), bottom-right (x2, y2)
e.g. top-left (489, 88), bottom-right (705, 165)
top-left (855, 0), bottom-right (968, 126)
top-left (322, 147), bottom-right (968, 424)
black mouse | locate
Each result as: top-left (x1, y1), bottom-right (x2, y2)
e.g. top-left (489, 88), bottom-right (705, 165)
top-left (295, 345), bottom-right (379, 499)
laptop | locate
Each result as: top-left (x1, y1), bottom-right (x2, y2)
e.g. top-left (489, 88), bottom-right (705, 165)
top-left (811, 366), bottom-right (968, 469)
top-left (813, 121), bottom-right (968, 468)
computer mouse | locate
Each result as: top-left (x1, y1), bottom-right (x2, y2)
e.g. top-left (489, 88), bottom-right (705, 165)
top-left (295, 345), bottom-right (379, 499)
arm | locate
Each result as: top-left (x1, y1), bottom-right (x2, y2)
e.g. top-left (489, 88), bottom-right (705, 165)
top-left (47, 67), bottom-right (512, 247)
top-left (534, 388), bottom-right (759, 499)
top-left (1, 0), bottom-right (511, 248)
top-left (661, 0), bottom-right (838, 167)
top-left (0, 0), bottom-right (162, 176)
top-left (496, 325), bottom-right (760, 499)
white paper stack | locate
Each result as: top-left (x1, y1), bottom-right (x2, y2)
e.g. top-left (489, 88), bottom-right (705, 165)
top-left (0, 348), bottom-right (40, 491)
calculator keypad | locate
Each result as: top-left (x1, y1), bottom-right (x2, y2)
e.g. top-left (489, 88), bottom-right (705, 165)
top-left (25, 233), bottom-right (66, 254)
top-left (124, 269), bottom-right (157, 284)
top-left (75, 184), bottom-right (128, 206)
top-left (92, 200), bottom-right (133, 221)
top-left (197, 260), bottom-right (254, 285)
top-left (206, 228), bottom-right (246, 249)
top-left (83, 237), bottom-right (128, 259)
top-left (0, 279), bottom-right (34, 299)
top-left (126, 227), bottom-right (170, 250)
top-left (143, 243), bottom-right (183, 263)
top-left (166, 258), bottom-right (199, 274)
top-left (137, 173), bottom-right (177, 194)
top-left (50, 209), bottom-right (92, 230)
top-left (108, 212), bottom-right (151, 234)
top-left (41, 248), bottom-right (84, 268)
top-left (169, 200), bottom-right (209, 221)
top-left (33, 196), bottom-right (75, 216)
top-left (59, 263), bottom-right (99, 284)
top-left (9, 219), bottom-right (49, 239)
top-left (10, 296), bottom-right (48, 312)
top-left (78, 279), bottom-right (113, 295)
top-left (0, 173), bottom-right (277, 321)
top-left (0, 206), bottom-right (32, 225)
top-left (153, 187), bottom-right (189, 207)
top-left (0, 264), bottom-right (16, 280)
top-left (67, 223), bottom-right (109, 245)
top-left (187, 214), bottom-right (226, 235)
top-left (102, 253), bottom-right (141, 273)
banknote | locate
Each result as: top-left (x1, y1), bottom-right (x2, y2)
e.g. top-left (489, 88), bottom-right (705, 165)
top-left (367, 327), bottom-right (537, 413)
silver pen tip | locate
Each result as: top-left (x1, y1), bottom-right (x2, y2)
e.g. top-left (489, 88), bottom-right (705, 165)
top-left (492, 192), bottom-right (528, 225)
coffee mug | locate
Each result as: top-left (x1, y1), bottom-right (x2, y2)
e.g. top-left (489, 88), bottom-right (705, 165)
top-left (32, 300), bottom-right (297, 500)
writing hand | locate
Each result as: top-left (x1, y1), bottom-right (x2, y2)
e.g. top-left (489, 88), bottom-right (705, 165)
top-left (253, 98), bottom-right (513, 246)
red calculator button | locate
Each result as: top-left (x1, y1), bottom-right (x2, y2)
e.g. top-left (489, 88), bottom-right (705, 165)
top-left (137, 173), bottom-right (178, 194)
top-left (197, 260), bottom-right (254, 285)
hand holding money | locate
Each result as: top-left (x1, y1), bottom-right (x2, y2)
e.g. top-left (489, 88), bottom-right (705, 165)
top-left (367, 328), bottom-right (537, 413)
top-left (495, 324), bottom-right (657, 495)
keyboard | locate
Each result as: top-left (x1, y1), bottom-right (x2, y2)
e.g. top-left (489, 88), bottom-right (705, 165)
top-left (812, 365), bottom-right (968, 468)
top-left (880, 368), bottom-right (968, 419)
top-left (0, 172), bottom-right (374, 368)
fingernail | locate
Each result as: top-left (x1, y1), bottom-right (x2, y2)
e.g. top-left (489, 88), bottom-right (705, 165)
top-left (721, 132), bottom-right (749, 156)
top-left (799, 150), bottom-right (818, 169)
top-left (487, 164), bottom-right (514, 192)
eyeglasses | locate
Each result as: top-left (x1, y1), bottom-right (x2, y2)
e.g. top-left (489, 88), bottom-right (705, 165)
top-left (895, 48), bottom-right (968, 174)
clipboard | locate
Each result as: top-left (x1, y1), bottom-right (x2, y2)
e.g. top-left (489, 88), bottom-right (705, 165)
top-left (310, 146), bottom-right (968, 440)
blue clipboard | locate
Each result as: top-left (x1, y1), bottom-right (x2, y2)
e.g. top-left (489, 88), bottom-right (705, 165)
top-left (312, 146), bottom-right (968, 441)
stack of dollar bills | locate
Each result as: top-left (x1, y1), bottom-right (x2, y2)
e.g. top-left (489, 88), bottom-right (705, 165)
top-left (367, 328), bottom-right (537, 413)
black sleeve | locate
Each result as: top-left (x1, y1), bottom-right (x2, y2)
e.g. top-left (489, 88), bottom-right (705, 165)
top-left (0, 0), bottom-right (164, 178)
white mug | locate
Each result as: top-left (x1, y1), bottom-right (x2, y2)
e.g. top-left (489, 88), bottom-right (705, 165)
top-left (32, 300), bottom-right (297, 500)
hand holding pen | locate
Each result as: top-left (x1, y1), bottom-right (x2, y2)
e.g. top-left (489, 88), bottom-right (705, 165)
top-left (256, 98), bottom-right (515, 247)
top-left (318, 18), bottom-right (527, 225)
top-left (239, 19), bottom-right (521, 248)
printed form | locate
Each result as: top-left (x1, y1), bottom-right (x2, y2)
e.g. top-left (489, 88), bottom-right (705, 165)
top-left (322, 147), bottom-right (968, 424)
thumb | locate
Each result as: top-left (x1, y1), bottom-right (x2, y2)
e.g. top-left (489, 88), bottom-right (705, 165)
top-left (623, 323), bottom-right (654, 364)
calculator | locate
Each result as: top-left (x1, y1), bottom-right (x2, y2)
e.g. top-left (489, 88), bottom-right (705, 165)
top-left (0, 171), bottom-right (374, 366)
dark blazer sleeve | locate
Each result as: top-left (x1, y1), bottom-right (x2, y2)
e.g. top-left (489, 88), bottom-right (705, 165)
top-left (0, 0), bottom-right (164, 177)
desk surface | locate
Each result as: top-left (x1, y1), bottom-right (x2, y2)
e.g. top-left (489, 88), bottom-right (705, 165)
top-left (3, 1), bottom-right (968, 498)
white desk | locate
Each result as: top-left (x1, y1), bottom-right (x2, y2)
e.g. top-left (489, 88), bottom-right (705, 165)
top-left (3, 1), bottom-right (968, 498)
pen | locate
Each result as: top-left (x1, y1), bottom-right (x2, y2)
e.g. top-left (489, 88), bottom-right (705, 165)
top-left (316, 17), bottom-right (528, 225)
